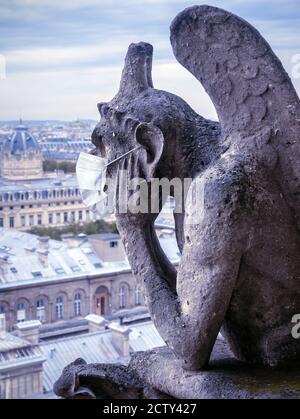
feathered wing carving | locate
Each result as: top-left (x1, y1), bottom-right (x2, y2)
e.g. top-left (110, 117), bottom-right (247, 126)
top-left (170, 5), bottom-right (300, 227)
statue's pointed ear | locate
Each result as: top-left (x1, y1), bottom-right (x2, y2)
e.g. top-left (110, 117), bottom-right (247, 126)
top-left (135, 123), bottom-right (164, 180)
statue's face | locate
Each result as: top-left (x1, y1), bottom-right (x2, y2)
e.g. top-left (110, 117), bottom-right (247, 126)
top-left (92, 106), bottom-right (124, 162)
top-left (92, 104), bottom-right (164, 184)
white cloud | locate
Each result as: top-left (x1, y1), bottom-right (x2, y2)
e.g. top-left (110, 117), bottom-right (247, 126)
top-left (6, 44), bottom-right (128, 69)
top-left (0, 0), bottom-right (299, 121)
top-left (0, 65), bottom-right (120, 120)
top-left (1, 47), bottom-right (299, 121)
top-left (0, 58), bottom-right (218, 121)
top-left (4, 38), bottom-right (170, 71)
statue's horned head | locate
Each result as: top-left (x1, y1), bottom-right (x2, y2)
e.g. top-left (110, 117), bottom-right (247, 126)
top-left (92, 42), bottom-right (164, 183)
top-left (99, 42), bottom-right (154, 113)
top-left (118, 42), bottom-right (154, 97)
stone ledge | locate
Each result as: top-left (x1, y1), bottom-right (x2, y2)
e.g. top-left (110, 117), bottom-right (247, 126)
top-left (130, 338), bottom-right (300, 399)
top-left (54, 338), bottom-right (300, 399)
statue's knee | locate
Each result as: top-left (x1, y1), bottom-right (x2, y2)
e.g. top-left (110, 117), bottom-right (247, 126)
top-left (181, 357), bottom-right (207, 371)
top-left (176, 349), bottom-right (209, 371)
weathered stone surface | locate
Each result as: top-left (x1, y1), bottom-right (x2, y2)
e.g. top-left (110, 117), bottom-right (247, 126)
top-left (53, 357), bottom-right (168, 399)
top-left (54, 339), bottom-right (300, 399)
top-left (91, 4), bottom-right (300, 371)
top-left (130, 338), bottom-right (300, 399)
top-left (55, 4), bottom-right (300, 399)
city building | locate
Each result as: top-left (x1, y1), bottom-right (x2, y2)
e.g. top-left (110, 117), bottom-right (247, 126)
top-left (0, 227), bottom-right (178, 399)
top-left (41, 137), bottom-right (91, 161)
top-left (0, 319), bottom-right (45, 399)
top-left (0, 121), bottom-right (43, 180)
top-left (0, 175), bottom-right (96, 230)
top-left (0, 316), bottom-right (165, 399)
top-left (0, 120), bottom-right (179, 399)
top-left (0, 122), bottom-right (96, 230)
top-left (0, 229), bottom-right (180, 333)
top-left (40, 319), bottom-right (166, 398)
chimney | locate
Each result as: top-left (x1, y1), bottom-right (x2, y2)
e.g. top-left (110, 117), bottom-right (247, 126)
top-left (88, 234), bottom-right (126, 263)
top-left (0, 313), bottom-right (6, 336)
top-left (0, 254), bottom-right (8, 274)
top-left (37, 249), bottom-right (49, 267)
top-left (109, 322), bottom-right (131, 357)
top-left (37, 237), bottom-right (50, 267)
top-left (61, 234), bottom-right (80, 248)
top-left (15, 320), bottom-right (41, 345)
top-left (38, 236), bottom-right (50, 250)
top-left (85, 314), bottom-right (107, 333)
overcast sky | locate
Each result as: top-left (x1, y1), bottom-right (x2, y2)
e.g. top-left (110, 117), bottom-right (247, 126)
top-left (0, 0), bottom-right (299, 121)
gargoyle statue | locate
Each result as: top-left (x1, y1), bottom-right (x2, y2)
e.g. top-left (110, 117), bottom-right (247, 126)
top-left (54, 7), bottom-right (300, 399)
top-left (91, 5), bottom-right (300, 371)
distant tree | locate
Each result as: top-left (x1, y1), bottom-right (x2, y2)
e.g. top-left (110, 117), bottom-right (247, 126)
top-left (29, 220), bottom-right (118, 240)
top-left (43, 160), bottom-right (58, 172)
top-left (43, 160), bottom-right (76, 173)
top-left (59, 161), bottom-right (76, 173)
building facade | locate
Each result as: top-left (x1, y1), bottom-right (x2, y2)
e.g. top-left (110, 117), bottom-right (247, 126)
top-left (0, 122), bottom-right (97, 230)
top-left (0, 229), bottom-right (179, 333)
top-left (0, 176), bottom-right (96, 230)
top-left (0, 320), bottom-right (45, 399)
top-left (0, 268), bottom-right (142, 332)
top-left (0, 230), bottom-right (153, 332)
top-left (0, 122), bottom-right (43, 180)
top-left (41, 137), bottom-right (91, 161)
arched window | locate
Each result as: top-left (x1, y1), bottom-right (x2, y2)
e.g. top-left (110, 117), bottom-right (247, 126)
top-left (36, 299), bottom-right (45, 323)
top-left (55, 297), bottom-right (63, 320)
top-left (74, 293), bottom-right (81, 317)
top-left (119, 287), bottom-right (126, 309)
top-left (135, 287), bottom-right (142, 306)
top-left (17, 302), bottom-right (26, 323)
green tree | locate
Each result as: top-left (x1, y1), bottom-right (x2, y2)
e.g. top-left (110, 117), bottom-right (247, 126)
top-left (29, 220), bottom-right (118, 240)
top-left (43, 160), bottom-right (76, 173)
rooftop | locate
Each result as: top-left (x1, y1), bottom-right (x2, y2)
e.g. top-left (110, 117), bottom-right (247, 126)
top-left (88, 233), bottom-right (120, 241)
top-left (0, 173), bottom-right (79, 193)
top-left (1, 123), bottom-right (41, 156)
top-left (0, 332), bottom-right (31, 352)
top-left (0, 331), bottom-right (45, 374)
top-left (39, 320), bottom-right (165, 394)
top-left (0, 229), bottom-right (180, 289)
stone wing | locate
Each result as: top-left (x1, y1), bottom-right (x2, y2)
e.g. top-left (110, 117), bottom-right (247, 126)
top-left (170, 5), bottom-right (300, 226)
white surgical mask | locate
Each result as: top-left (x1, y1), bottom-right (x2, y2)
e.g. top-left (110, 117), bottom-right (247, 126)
top-left (76, 146), bottom-right (141, 215)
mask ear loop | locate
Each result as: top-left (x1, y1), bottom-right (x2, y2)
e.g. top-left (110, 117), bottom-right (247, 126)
top-left (104, 145), bottom-right (143, 169)
top-left (95, 145), bottom-right (143, 190)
